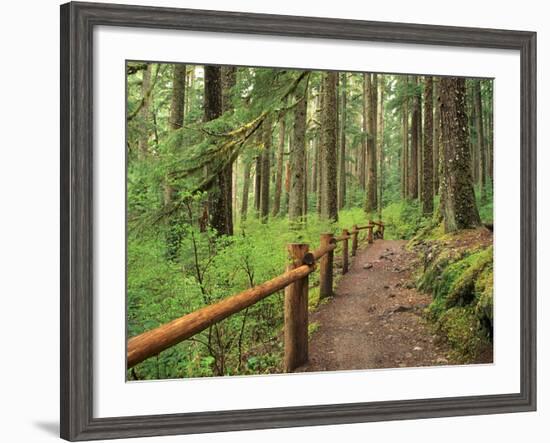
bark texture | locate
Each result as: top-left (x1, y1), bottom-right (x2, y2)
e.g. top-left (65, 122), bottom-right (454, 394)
top-left (365, 73), bottom-right (378, 214)
top-left (289, 79), bottom-right (309, 224)
top-left (439, 77), bottom-right (481, 232)
top-left (338, 73), bottom-right (347, 210)
top-left (320, 72), bottom-right (338, 221)
top-left (204, 65), bottom-right (233, 236)
top-left (422, 76), bottom-right (434, 215)
top-left (433, 78), bottom-right (441, 194)
top-left (272, 115), bottom-right (286, 216)
top-left (473, 80), bottom-right (487, 193)
top-left (260, 116), bottom-right (272, 222)
top-left (409, 76), bottom-right (419, 199)
top-left (401, 76), bottom-right (409, 199)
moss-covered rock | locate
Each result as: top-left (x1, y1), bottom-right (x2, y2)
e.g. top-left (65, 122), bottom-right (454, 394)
top-left (435, 306), bottom-right (491, 363)
top-left (412, 228), bottom-right (493, 362)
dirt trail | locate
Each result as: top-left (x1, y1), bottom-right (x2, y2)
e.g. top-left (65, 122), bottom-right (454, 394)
top-left (297, 240), bottom-right (453, 372)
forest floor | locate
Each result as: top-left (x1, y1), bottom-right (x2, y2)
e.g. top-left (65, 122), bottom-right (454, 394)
top-left (297, 239), bottom-right (460, 372)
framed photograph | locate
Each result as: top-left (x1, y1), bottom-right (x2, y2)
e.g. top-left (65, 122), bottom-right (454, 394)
top-left (60, 1), bottom-right (536, 440)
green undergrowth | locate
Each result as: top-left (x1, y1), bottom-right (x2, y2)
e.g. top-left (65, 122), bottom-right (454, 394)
top-left (381, 186), bottom-right (492, 241)
top-left (128, 208), bottom-right (371, 380)
top-left (414, 229), bottom-right (493, 362)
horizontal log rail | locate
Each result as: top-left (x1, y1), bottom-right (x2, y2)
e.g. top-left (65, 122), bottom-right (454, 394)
top-left (334, 233), bottom-right (351, 242)
top-left (310, 241), bottom-right (337, 261)
top-left (127, 263), bottom-right (314, 368)
top-left (127, 220), bottom-right (384, 372)
top-left (355, 224), bottom-right (373, 230)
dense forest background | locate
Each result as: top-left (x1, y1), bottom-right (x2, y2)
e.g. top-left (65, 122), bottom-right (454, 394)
top-left (126, 62), bottom-right (493, 380)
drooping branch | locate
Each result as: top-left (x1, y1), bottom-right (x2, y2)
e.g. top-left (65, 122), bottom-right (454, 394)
top-left (127, 64), bottom-right (163, 122)
top-left (126, 62), bottom-right (149, 76)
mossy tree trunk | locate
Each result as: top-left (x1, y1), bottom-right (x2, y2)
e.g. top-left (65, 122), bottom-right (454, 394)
top-left (260, 116), bottom-right (272, 223)
top-left (377, 75), bottom-right (385, 219)
top-left (409, 76), bottom-right (419, 199)
top-left (439, 77), bottom-right (481, 232)
top-left (289, 78), bottom-right (309, 224)
top-left (222, 67), bottom-right (237, 232)
top-left (240, 158), bottom-right (252, 221)
top-left (422, 76), bottom-right (434, 215)
top-left (254, 155), bottom-right (261, 214)
top-left (401, 76), bottom-right (409, 199)
top-left (338, 73), bottom-right (347, 210)
top-left (433, 77), bottom-right (441, 194)
top-left (205, 65), bottom-right (233, 236)
top-left (138, 64), bottom-right (152, 159)
top-left (473, 80), bottom-right (487, 197)
top-left (320, 71), bottom-right (338, 222)
top-left (164, 64), bottom-right (186, 261)
top-left (359, 73), bottom-right (368, 190)
top-left (365, 73), bottom-right (378, 214)
top-left (272, 114), bottom-right (286, 216)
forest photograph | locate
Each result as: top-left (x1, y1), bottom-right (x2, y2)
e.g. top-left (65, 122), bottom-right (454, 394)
top-left (126, 61), bottom-right (494, 381)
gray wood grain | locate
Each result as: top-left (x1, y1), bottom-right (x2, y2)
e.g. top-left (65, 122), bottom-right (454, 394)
top-left (60, 2), bottom-right (536, 440)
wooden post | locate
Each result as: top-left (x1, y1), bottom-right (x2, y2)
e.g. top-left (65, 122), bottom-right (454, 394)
top-left (367, 220), bottom-right (374, 244)
top-left (352, 224), bottom-right (358, 257)
top-left (342, 229), bottom-right (349, 274)
top-left (319, 233), bottom-right (334, 298)
top-left (379, 220), bottom-right (384, 239)
top-left (284, 243), bottom-right (309, 372)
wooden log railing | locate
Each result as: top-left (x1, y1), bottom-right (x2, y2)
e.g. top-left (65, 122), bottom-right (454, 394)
top-left (127, 220), bottom-right (384, 373)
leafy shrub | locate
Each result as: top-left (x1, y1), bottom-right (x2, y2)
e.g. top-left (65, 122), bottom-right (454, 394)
top-left (127, 209), bottom-right (373, 379)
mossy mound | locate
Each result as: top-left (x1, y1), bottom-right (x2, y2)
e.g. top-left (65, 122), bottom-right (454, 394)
top-left (413, 227), bottom-right (493, 363)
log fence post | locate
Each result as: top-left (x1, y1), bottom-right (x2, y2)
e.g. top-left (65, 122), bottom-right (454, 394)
top-left (367, 220), bottom-right (374, 244)
top-left (284, 243), bottom-right (309, 372)
top-left (342, 229), bottom-right (349, 274)
top-left (319, 233), bottom-right (334, 298)
top-left (351, 225), bottom-right (358, 257)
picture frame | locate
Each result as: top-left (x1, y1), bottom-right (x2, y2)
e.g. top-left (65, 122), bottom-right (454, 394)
top-left (60, 1), bottom-right (537, 441)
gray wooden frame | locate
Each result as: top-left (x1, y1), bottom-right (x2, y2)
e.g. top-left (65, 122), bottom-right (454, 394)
top-left (60, 1), bottom-right (537, 440)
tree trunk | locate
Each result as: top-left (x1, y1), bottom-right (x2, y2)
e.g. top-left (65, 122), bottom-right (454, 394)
top-left (418, 81), bottom-right (423, 200)
top-left (164, 64), bottom-right (186, 205)
top-left (377, 75), bottom-right (385, 219)
top-left (439, 77), bottom-right (481, 232)
top-left (138, 64), bottom-right (152, 159)
top-left (365, 73), bottom-right (377, 214)
top-left (401, 76), bottom-right (409, 199)
top-left (205, 65), bottom-right (233, 236)
top-left (486, 81), bottom-right (494, 182)
top-left (169, 64), bottom-right (186, 131)
top-left (240, 159), bottom-right (252, 221)
top-left (409, 76), bottom-right (419, 199)
top-left (289, 79), bottom-right (308, 224)
top-left (303, 144), bottom-right (308, 218)
top-left (185, 67), bottom-right (194, 117)
top-left (164, 64), bottom-right (186, 261)
top-left (338, 73), bottom-right (347, 210)
top-left (359, 74), bottom-right (368, 190)
top-left (254, 155), bottom-right (262, 214)
top-left (260, 116), bottom-right (272, 222)
top-left (422, 76), bottom-right (434, 215)
top-left (272, 115), bottom-right (286, 216)
top-left (316, 89), bottom-right (324, 216)
top-left (320, 72), bottom-right (338, 222)
top-left (433, 77), bottom-right (440, 194)
top-left (473, 80), bottom-right (487, 195)
top-left (312, 136), bottom-right (318, 194)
